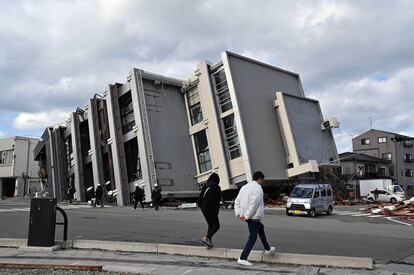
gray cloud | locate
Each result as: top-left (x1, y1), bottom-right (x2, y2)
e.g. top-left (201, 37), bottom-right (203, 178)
top-left (0, 0), bottom-right (413, 152)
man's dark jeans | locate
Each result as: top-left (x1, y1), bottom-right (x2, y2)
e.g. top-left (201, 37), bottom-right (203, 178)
top-left (240, 220), bottom-right (270, 260)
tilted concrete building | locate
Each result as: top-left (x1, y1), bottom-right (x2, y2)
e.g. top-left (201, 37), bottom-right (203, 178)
top-left (34, 51), bottom-right (339, 205)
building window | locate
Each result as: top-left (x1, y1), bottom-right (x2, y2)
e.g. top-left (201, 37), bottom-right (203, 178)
top-left (222, 114), bottom-right (241, 159)
top-left (403, 141), bottom-right (413, 147)
top-left (64, 137), bottom-right (73, 169)
top-left (361, 138), bottom-right (370, 145)
top-left (382, 153), bottom-right (392, 160)
top-left (194, 130), bottom-right (212, 173)
top-left (378, 167), bottom-right (386, 176)
top-left (124, 139), bottom-right (141, 182)
top-left (119, 91), bottom-right (135, 134)
top-left (187, 88), bottom-right (203, 125)
top-left (405, 169), bottom-right (413, 177)
top-left (404, 154), bottom-right (413, 162)
top-left (378, 137), bottom-right (387, 144)
top-left (212, 68), bottom-right (233, 113)
top-left (356, 165), bottom-right (364, 176)
top-left (0, 150), bottom-right (13, 165)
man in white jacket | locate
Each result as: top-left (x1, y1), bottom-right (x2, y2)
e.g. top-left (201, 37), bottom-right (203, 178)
top-left (234, 171), bottom-right (275, 266)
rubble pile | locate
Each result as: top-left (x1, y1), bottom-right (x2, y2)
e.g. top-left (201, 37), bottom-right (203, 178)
top-left (362, 197), bottom-right (414, 218)
top-left (264, 194), bottom-right (286, 208)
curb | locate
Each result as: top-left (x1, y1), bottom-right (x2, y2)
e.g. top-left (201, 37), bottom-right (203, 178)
top-left (0, 238), bottom-right (374, 270)
top-left (0, 263), bottom-right (102, 271)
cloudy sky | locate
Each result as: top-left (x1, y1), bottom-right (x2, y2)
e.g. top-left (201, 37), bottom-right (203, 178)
top-left (1, 0), bottom-right (413, 152)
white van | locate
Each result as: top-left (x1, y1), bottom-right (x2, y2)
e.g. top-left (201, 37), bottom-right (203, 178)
top-left (286, 184), bottom-right (333, 218)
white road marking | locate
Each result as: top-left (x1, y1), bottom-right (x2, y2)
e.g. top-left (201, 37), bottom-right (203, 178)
top-left (335, 211), bottom-right (361, 215)
top-left (351, 213), bottom-right (372, 217)
top-left (385, 217), bottom-right (413, 226)
top-left (367, 215), bottom-right (383, 218)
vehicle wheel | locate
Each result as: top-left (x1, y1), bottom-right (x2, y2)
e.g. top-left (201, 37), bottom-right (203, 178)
top-left (308, 209), bottom-right (316, 218)
top-left (327, 206), bottom-right (333, 215)
top-left (286, 209), bottom-right (293, 216)
top-left (367, 197), bottom-right (374, 202)
top-left (390, 198), bottom-right (397, 204)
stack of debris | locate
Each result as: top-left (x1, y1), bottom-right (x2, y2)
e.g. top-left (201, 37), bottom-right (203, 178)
top-left (362, 197), bottom-right (414, 218)
top-left (264, 194), bottom-right (286, 208)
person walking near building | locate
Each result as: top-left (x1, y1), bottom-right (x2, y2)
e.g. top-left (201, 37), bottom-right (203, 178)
top-left (198, 173), bottom-right (221, 248)
top-left (67, 185), bottom-right (76, 204)
top-left (235, 171), bottom-right (275, 266)
top-left (151, 183), bottom-right (162, 210)
top-left (95, 184), bottom-right (104, 208)
top-left (134, 183), bottom-right (145, 210)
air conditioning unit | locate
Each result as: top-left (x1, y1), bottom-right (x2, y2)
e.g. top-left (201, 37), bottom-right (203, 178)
top-left (321, 117), bottom-right (339, 130)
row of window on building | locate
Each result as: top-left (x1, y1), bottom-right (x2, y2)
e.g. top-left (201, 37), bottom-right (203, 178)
top-left (361, 137), bottom-right (413, 146)
top-left (380, 152), bottom-right (413, 161)
top-left (186, 66), bottom-right (241, 174)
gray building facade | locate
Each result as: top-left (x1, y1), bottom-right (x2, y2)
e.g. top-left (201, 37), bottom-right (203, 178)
top-left (0, 136), bottom-right (40, 198)
top-left (353, 129), bottom-right (414, 197)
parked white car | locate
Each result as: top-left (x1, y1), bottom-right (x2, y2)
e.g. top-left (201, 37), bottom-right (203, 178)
top-left (367, 190), bottom-right (405, 204)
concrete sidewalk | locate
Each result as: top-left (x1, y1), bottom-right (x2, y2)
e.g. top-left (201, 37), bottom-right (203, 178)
top-left (0, 247), bottom-right (412, 275)
top-left (0, 239), bottom-right (413, 274)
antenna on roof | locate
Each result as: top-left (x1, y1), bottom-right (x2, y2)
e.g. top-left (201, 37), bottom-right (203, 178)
top-left (368, 116), bottom-right (373, 129)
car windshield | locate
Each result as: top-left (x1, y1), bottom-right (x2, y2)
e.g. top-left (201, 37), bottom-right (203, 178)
top-left (290, 187), bottom-right (314, 198)
top-left (394, 186), bottom-right (403, 192)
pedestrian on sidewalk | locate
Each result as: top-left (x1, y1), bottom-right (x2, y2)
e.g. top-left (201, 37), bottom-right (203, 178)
top-left (198, 172), bottom-right (221, 248)
top-left (152, 183), bottom-right (162, 211)
top-left (134, 183), bottom-right (145, 210)
top-left (235, 171), bottom-right (275, 266)
top-left (95, 183), bottom-right (104, 208)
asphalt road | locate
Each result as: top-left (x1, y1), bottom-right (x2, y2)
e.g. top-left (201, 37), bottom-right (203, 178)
top-left (1, 199), bottom-right (413, 263)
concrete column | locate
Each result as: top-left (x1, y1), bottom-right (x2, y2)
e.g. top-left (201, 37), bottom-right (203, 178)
top-left (194, 62), bottom-right (231, 189)
top-left (222, 53), bottom-right (252, 182)
top-left (105, 85), bottom-right (127, 206)
top-left (70, 113), bottom-right (84, 201)
top-left (130, 69), bottom-right (153, 201)
top-left (87, 99), bottom-right (101, 188)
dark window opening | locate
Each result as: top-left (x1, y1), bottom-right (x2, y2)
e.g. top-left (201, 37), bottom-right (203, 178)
top-left (194, 130), bottom-right (212, 173)
top-left (222, 114), bottom-right (241, 159)
top-left (124, 138), bottom-right (142, 182)
top-left (212, 68), bottom-right (233, 113)
top-left (187, 88), bottom-right (203, 125)
top-left (64, 136), bottom-right (73, 170)
top-left (119, 91), bottom-right (135, 134)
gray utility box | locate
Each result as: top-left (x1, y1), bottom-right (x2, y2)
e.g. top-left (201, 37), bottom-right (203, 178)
top-left (27, 198), bottom-right (57, 247)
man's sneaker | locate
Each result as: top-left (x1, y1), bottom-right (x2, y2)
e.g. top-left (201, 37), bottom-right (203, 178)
top-left (237, 259), bottom-right (253, 266)
top-left (202, 237), bottom-right (213, 247)
top-left (265, 246), bottom-right (276, 255)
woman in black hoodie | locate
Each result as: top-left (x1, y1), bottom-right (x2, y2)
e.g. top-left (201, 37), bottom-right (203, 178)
top-left (198, 173), bottom-right (221, 247)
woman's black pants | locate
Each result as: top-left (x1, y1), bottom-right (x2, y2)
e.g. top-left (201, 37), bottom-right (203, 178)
top-left (202, 210), bottom-right (220, 239)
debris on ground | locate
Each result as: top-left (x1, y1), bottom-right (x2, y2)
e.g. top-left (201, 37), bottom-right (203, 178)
top-left (264, 195), bottom-right (285, 208)
top-left (361, 198), bottom-right (414, 219)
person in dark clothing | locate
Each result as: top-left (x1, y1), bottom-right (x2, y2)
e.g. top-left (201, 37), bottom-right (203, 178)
top-left (373, 188), bottom-right (379, 202)
top-left (67, 186), bottom-right (76, 204)
top-left (198, 172), bottom-right (221, 248)
top-left (134, 183), bottom-right (145, 209)
top-left (151, 184), bottom-right (162, 210)
top-left (95, 184), bottom-right (104, 208)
